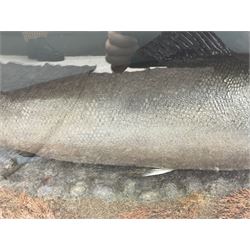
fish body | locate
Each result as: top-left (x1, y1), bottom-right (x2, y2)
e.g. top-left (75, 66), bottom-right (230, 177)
top-left (0, 59), bottom-right (249, 170)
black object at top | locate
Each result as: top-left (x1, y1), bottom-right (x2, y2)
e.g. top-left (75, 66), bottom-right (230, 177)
top-left (129, 32), bottom-right (237, 68)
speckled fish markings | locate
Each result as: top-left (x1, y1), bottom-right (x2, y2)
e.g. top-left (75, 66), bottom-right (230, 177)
top-left (0, 59), bottom-right (249, 170)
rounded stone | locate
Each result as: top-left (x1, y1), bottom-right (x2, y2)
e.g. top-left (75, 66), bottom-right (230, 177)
top-left (0, 159), bottom-right (15, 176)
top-left (37, 185), bottom-right (65, 197)
top-left (37, 186), bottom-right (53, 197)
top-left (92, 185), bottom-right (115, 200)
top-left (123, 180), bottom-right (136, 197)
top-left (185, 177), bottom-right (203, 194)
top-left (44, 168), bottom-right (58, 177)
top-left (70, 181), bottom-right (87, 197)
top-left (207, 178), bottom-right (237, 197)
top-left (139, 191), bottom-right (159, 202)
top-left (160, 183), bottom-right (183, 201)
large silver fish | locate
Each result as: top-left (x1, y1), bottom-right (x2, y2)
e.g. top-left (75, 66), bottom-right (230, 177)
top-left (0, 57), bottom-right (249, 170)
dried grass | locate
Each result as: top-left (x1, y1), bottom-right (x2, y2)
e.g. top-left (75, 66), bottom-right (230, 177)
top-left (0, 188), bottom-right (55, 219)
top-left (118, 193), bottom-right (210, 219)
top-left (214, 189), bottom-right (250, 219)
top-left (118, 189), bottom-right (250, 219)
top-left (0, 187), bottom-right (249, 219)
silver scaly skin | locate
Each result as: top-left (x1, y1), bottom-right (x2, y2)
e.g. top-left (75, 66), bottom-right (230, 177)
top-left (0, 59), bottom-right (249, 170)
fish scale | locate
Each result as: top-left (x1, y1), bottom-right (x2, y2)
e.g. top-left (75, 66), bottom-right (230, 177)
top-left (0, 59), bottom-right (249, 170)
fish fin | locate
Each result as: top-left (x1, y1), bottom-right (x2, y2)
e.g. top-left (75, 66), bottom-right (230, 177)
top-left (130, 31), bottom-right (233, 68)
top-left (143, 168), bottom-right (174, 177)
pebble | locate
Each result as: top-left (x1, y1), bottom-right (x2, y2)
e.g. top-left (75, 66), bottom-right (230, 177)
top-left (161, 183), bottom-right (183, 200)
top-left (93, 185), bottom-right (115, 200)
top-left (139, 191), bottom-right (159, 202)
top-left (70, 181), bottom-right (87, 197)
top-left (123, 180), bottom-right (136, 196)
